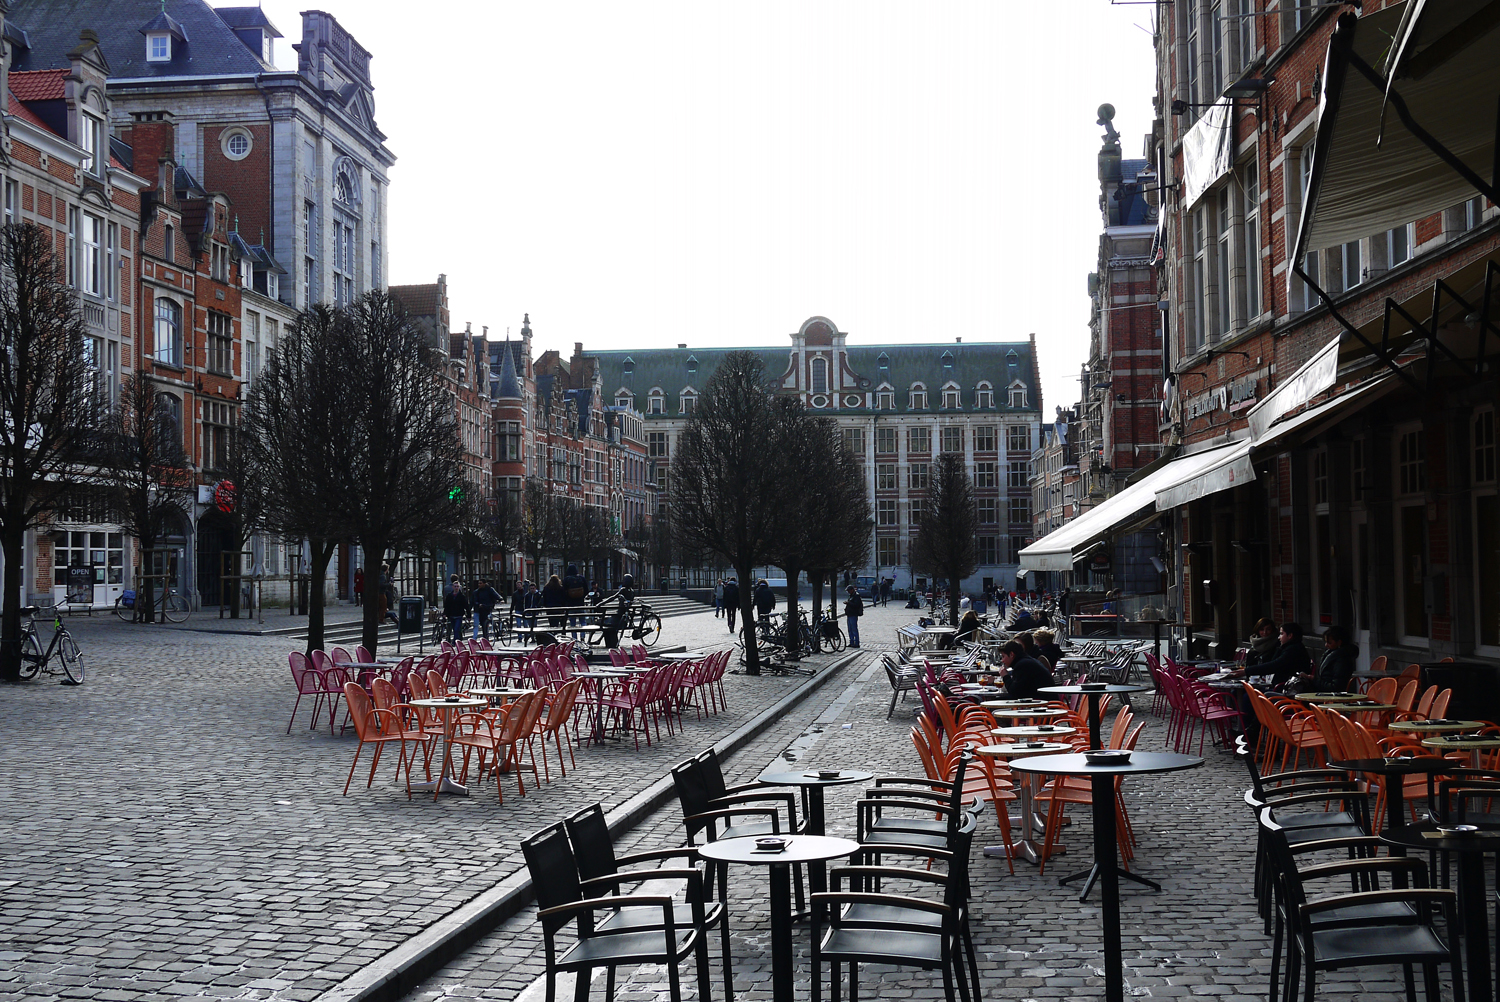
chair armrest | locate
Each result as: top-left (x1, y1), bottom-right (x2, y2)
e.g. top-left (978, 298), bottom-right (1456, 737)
top-left (874, 776), bottom-right (955, 791)
top-left (1284, 835), bottom-right (1386, 855)
top-left (613, 847), bottom-right (705, 867)
top-left (580, 868), bottom-right (703, 896)
top-left (830, 864), bottom-right (948, 888)
top-left (1299, 887), bottom-right (1454, 917)
top-left (684, 807), bottom-right (782, 830)
top-left (538, 894), bottom-right (674, 923)
top-left (810, 891), bottom-right (952, 916)
top-left (856, 797), bottom-right (959, 815)
top-left (1297, 857), bottom-right (1427, 882)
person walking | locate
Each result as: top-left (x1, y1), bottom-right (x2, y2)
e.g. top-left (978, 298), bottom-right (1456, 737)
top-left (380, 563), bottom-right (398, 626)
top-left (844, 585), bottom-right (864, 649)
top-left (353, 567), bottom-right (364, 607)
top-left (471, 579), bottom-right (500, 640)
top-left (443, 574), bottom-right (469, 642)
top-left (714, 578), bottom-right (725, 618)
top-left (542, 574), bottom-right (568, 630)
top-left (722, 577), bottom-right (740, 633)
top-left (754, 578), bottom-right (775, 625)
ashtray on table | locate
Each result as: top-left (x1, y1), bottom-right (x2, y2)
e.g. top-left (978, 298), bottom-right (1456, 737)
top-left (754, 837), bottom-right (789, 853)
top-left (1084, 750), bottom-right (1132, 765)
top-left (1436, 825), bottom-right (1480, 836)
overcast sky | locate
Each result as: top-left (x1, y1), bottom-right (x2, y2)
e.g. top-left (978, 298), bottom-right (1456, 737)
top-left (255, 1), bottom-right (1158, 414)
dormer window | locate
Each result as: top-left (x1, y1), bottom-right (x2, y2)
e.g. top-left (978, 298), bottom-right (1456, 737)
top-left (811, 356), bottom-right (828, 394)
top-left (648, 389), bottom-right (664, 414)
top-left (941, 384), bottom-right (961, 410)
top-left (623, 356), bottom-right (635, 375)
top-left (148, 33), bottom-right (171, 61)
top-left (975, 382), bottom-right (994, 409)
top-left (941, 350), bottom-right (954, 369)
top-left (686, 354), bottom-right (699, 374)
top-left (680, 391), bottom-right (697, 414)
top-left (877, 352), bottom-right (890, 371)
top-left (141, 11), bottom-right (188, 63)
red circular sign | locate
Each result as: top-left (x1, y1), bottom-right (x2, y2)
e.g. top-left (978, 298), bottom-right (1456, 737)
top-left (213, 480), bottom-right (237, 513)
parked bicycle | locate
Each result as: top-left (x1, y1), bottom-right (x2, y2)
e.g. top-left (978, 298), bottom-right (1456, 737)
top-left (17, 605), bottom-right (84, 684)
top-left (625, 602), bottom-right (663, 646)
top-left (114, 581), bottom-right (191, 623)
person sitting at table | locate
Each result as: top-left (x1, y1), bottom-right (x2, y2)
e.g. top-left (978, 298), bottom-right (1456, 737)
top-left (952, 609), bottom-right (980, 648)
top-left (541, 574), bottom-right (568, 629)
top-left (1033, 627), bottom-right (1064, 671)
top-left (521, 580), bottom-right (542, 627)
top-left (1000, 639), bottom-right (1055, 700)
top-left (1258, 621), bottom-right (1313, 690)
top-left (1241, 618), bottom-right (1279, 673)
top-left (1011, 608), bottom-right (1037, 632)
top-left (1290, 625), bottom-right (1359, 694)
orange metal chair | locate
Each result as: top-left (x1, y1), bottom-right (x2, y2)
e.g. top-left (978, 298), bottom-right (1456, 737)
top-left (341, 682), bottom-right (428, 799)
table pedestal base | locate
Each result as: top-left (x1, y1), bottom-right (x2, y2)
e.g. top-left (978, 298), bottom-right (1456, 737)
top-left (1058, 862), bottom-right (1160, 902)
top-left (411, 776), bottom-right (469, 796)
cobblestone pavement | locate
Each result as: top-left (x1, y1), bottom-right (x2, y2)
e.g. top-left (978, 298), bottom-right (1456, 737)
top-left (405, 611), bottom-right (1429, 1002)
top-left (0, 604), bottom-right (866, 1002)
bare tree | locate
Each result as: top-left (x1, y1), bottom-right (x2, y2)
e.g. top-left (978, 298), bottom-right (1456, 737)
top-left (911, 452), bottom-right (978, 626)
top-left (670, 351), bottom-right (784, 674)
top-left (520, 477), bottom-right (559, 583)
top-left (802, 433), bottom-right (872, 650)
top-left (0, 223), bottom-right (93, 679)
top-left (97, 373), bottom-right (195, 622)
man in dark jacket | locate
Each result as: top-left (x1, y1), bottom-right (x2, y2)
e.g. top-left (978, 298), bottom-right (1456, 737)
top-left (442, 574), bottom-right (469, 642)
top-left (1258, 622), bottom-right (1314, 689)
top-left (471, 580), bottom-right (500, 640)
top-left (754, 579), bottom-right (775, 624)
top-left (722, 578), bottom-right (740, 633)
top-left (844, 585), bottom-right (864, 649)
top-left (1000, 640), bottom-right (1055, 700)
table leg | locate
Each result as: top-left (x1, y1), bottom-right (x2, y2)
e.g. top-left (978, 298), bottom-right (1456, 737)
top-left (1093, 772), bottom-right (1125, 1002)
top-left (987, 770), bottom-right (1051, 865)
top-left (411, 708), bottom-right (469, 798)
top-left (769, 862), bottom-right (794, 1002)
top-left (1088, 693), bottom-right (1103, 750)
top-left (1459, 849), bottom-right (1494, 1002)
top-left (804, 786), bottom-right (827, 837)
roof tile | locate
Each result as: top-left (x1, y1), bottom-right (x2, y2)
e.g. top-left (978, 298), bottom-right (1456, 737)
top-left (9, 68), bottom-right (65, 102)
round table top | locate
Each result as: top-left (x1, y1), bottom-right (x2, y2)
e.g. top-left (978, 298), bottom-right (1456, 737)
top-left (989, 707), bottom-right (1069, 719)
top-left (334, 661), bottom-right (397, 669)
top-left (574, 670), bottom-right (630, 679)
top-left (1296, 692), bottom-right (1371, 703)
top-left (408, 697), bottom-right (487, 709)
top-left (1010, 750), bottom-right (1205, 777)
top-left (1328, 756), bottom-right (1455, 775)
top-left (976, 741), bottom-right (1074, 757)
top-left (695, 834), bottom-right (861, 865)
top-left (757, 769), bottom-right (874, 787)
top-left (1058, 655), bottom-right (1100, 664)
top-left (922, 626), bottom-right (958, 634)
top-left (467, 688), bottom-right (532, 698)
top-left (468, 650), bottom-right (516, 658)
top-left (1383, 820), bottom-right (1500, 853)
top-left (992, 724), bottom-right (1077, 737)
top-left (1039, 683), bottom-right (1149, 696)
top-left (1338, 703), bottom-right (1399, 712)
top-left (1422, 735), bottom-right (1500, 750)
top-left (954, 685), bottom-right (1004, 696)
top-left (980, 698), bottom-right (1047, 709)
top-left (1389, 719), bottom-right (1485, 733)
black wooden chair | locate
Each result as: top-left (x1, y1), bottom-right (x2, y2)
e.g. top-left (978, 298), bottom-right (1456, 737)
top-left (856, 750), bottom-right (979, 854)
top-left (565, 802), bottom-right (732, 1002)
top-left (521, 821), bottom-right (711, 1002)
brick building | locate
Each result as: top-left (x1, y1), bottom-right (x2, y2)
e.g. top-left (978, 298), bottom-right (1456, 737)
top-left (1027, 1), bottom-right (1500, 672)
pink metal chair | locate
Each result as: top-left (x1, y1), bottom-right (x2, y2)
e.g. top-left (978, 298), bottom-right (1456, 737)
top-left (287, 652), bottom-right (326, 734)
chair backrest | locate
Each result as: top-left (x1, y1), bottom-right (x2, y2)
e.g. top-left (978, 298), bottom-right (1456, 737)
top-left (310, 649), bottom-right (331, 674)
top-left (1398, 663), bottom-right (1422, 684)
top-left (671, 758), bottom-right (717, 837)
top-left (290, 652), bottom-right (319, 693)
top-left (355, 645), bottom-right (373, 663)
top-left (343, 682), bottom-right (374, 739)
top-left (1430, 688), bottom-right (1453, 719)
top-left (330, 646), bottom-right (352, 666)
top-left (520, 823), bottom-right (584, 936)
top-left (1413, 684), bottom-right (1438, 718)
top-left (371, 676), bottom-right (401, 713)
top-left (1365, 676), bottom-right (1398, 705)
top-left (1395, 678), bottom-right (1420, 713)
top-left (564, 803), bottom-right (620, 882)
top-left (427, 669), bottom-right (448, 697)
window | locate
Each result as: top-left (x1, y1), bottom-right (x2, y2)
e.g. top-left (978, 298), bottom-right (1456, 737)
top-left (1334, 240), bottom-right (1362, 294)
top-left (811, 357), bottom-right (828, 394)
top-left (211, 242), bottom-right (231, 283)
top-left (877, 390), bottom-right (895, 410)
top-left (207, 312), bottom-right (233, 375)
top-left (1235, 0), bottom-right (1256, 68)
top-left (80, 114), bottom-right (103, 176)
top-left (909, 387), bottom-right (927, 410)
top-left (1285, 0), bottom-right (1318, 36)
top-left (647, 432), bottom-right (668, 458)
top-left (877, 498), bottom-right (897, 526)
top-left (202, 400), bottom-right (234, 472)
top-left (245, 312), bottom-right (260, 385)
top-left (877, 536), bottom-right (898, 568)
top-left (1184, 0), bottom-right (1201, 119)
top-left (974, 425), bottom-right (997, 452)
top-left (1398, 429), bottom-right (1427, 494)
top-left (908, 498), bottom-right (924, 525)
top-left (1386, 225), bottom-right (1411, 269)
top-left (908, 463), bottom-right (928, 490)
top-left (51, 530), bottom-right (124, 589)
top-left (154, 298), bottom-right (182, 367)
top-left (648, 392), bottom-right (664, 414)
top-left (975, 384), bottom-right (994, 409)
top-left (223, 130), bottom-right (251, 160)
top-left (1451, 196), bottom-right (1484, 234)
top-left (942, 387), bottom-right (961, 409)
top-left (81, 213), bottom-right (102, 296)
top-left (147, 33), bottom-right (171, 61)
top-left (1476, 411), bottom-right (1496, 484)
top-left (3, 180), bottom-right (15, 227)
top-left (977, 498), bottom-right (998, 524)
top-left (1007, 426), bottom-right (1030, 452)
top-left (941, 427), bottom-right (963, 453)
top-left (1009, 461), bottom-right (1030, 488)
top-left (66, 207), bottom-right (78, 287)
top-left (1008, 497), bottom-right (1031, 525)
top-left (106, 222), bottom-right (117, 301)
top-left (877, 464), bottom-right (897, 490)
top-left (334, 165), bottom-right (357, 206)
top-left (332, 222), bottom-right (355, 305)
top-left (163, 223), bottom-right (174, 265)
top-left (679, 392), bottom-right (696, 414)
top-left (875, 427), bottom-right (896, 454)
top-left (156, 393), bottom-right (182, 445)
top-left (1190, 205), bottom-right (1209, 349)
top-left (908, 427), bottom-right (930, 454)
top-left (977, 537), bottom-right (999, 565)
top-left (499, 421), bottom-right (522, 461)
top-left (615, 394), bottom-right (632, 409)
top-left (1241, 161), bottom-right (1260, 320)
top-left (842, 428), bottom-right (864, 455)
top-left (1313, 449), bottom-right (1328, 505)
top-left (1217, 188), bottom-right (1232, 336)
top-left (1008, 384), bottom-right (1027, 408)
top-left (974, 462), bottom-right (997, 488)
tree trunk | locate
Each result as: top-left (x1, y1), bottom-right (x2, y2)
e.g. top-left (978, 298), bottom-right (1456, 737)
top-left (781, 565), bottom-right (801, 660)
top-left (304, 537), bottom-right (336, 654)
top-left (0, 528), bottom-right (25, 680)
top-left (809, 571), bottom-right (826, 654)
top-left (136, 532), bottom-right (157, 624)
top-left (361, 539), bottom-right (389, 656)
top-left (949, 571), bottom-right (962, 626)
top-left (737, 561), bottom-right (759, 675)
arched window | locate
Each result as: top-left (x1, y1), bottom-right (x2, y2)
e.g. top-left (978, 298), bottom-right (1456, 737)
top-left (909, 383), bottom-right (927, 410)
top-left (975, 381), bottom-right (994, 409)
top-left (333, 159), bottom-right (358, 207)
top-left (648, 389), bottom-right (665, 415)
top-left (155, 392), bottom-right (182, 444)
top-left (154, 298), bottom-right (182, 367)
top-left (811, 357), bottom-right (828, 394)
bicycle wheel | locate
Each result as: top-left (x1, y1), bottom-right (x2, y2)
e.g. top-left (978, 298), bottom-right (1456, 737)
top-left (825, 625), bottom-right (846, 653)
top-left (18, 632), bottom-right (42, 679)
top-left (114, 596), bottom-right (134, 622)
top-left (162, 592), bottom-right (191, 623)
top-left (59, 632), bottom-right (84, 685)
top-left (636, 613), bottom-right (663, 646)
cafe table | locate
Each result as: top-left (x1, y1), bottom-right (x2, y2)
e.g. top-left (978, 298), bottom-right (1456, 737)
top-left (1422, 734), bottom-right (1500, 768)
top-left (975, 741), bottom-right (1072, 865)
top-left (573, 670), bottom-right (629, 744)
top-left (467, 686), bottom-right (531, 704)
top-left (1011, 752), bottom-right (1203, 1002)
top-left (1328, 756), bottom-right (1456, 846)
top-left (407, 696), bottom-right (487, 798)
top-left (697, 834), bottom-right (860, 1002)
top-left (981, 698), bottom-right (1047, 709)
top-left (989, 706), bottom-right (1070, 724)
top-left (992, 723), bottom-right (1077, 740)
top-left (1295, 692), bottom-right (1370, 704)
top-left (332, 660), bottom-right (397, 687)
top-left (1390, 719), bottom-right (1486, 735)
top-left (756, 769), bottom-right (874, 837)
top-left (1383, 820), bottom-right (1500, 1002)
top-left (1041, 684), bottom-right (1149, 750)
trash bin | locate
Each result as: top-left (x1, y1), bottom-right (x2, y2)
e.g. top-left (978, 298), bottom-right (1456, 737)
top-left (398, 596), bottom-right (424, 635)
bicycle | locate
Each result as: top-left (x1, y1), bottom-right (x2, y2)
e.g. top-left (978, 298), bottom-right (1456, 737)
top-left (17, 605), bottom-right (84, 684)
top-left (114, 583), bottom-right (192, 624)
top-left (625, 602), bottom-right (663, 647)
top-left (813, 612), bottom-right (846, 653)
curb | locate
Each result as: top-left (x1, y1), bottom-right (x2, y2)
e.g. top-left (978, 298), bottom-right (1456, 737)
top-left (315, 648), bottom-right (867, 1002)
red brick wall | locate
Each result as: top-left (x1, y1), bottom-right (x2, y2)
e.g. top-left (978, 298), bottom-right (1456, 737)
top-left (200, 124), bottom-right (271, 247)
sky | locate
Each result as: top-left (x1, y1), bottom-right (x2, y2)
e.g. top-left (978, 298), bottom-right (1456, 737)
top-left (254, 1), bottom-right (1159, 415)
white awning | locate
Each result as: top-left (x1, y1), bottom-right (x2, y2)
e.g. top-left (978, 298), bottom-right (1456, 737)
top-left (1153, 441), bottom-right (1254, 510)
top-left (1251, 372), bottom-right (1401, 456)
top-left (1290, 1), bottom-right (1500, 270)
top-left (1181, 99), bottom-right (1235, 209)
top-left (1018, 443), bottom-right (1247, 572)
top-left (1246, 337), bottom-right (1340, 440)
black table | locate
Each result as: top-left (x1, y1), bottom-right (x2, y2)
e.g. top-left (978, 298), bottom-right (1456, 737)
top-left (697, 835), bottom-right (859, 1002)
top-left (1384, 821), bottom-right (1500, 1002)
top-left (1328, 757), bottom-right (1454, 846)
top-left (1011, 752), bottom-right (1203, 1002)
top-left (756, 769), bottom-right (874, 837)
